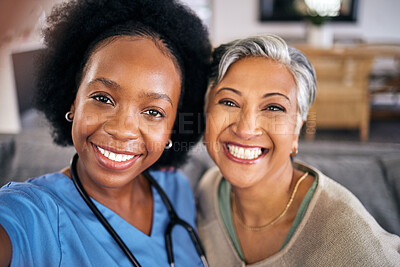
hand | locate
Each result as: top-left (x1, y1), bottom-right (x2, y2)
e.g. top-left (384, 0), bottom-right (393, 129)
top-left (0, 225), bottom-right (12, 267)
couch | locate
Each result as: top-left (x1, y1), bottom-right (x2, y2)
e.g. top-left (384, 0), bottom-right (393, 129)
top-left (1, 111), bottom-right (400, 236)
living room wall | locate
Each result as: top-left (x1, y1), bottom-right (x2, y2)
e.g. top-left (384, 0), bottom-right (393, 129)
top-left (210, 0), bottom-right (400, 45)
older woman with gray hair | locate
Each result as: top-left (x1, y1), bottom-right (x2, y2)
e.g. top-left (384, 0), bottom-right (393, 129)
top-left (196, 34), bottom-right (400, 266)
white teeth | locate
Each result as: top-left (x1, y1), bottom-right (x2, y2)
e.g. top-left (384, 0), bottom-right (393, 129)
top-left (227, 144), bottom-right (262, 160)
top-left (96, 146), bottom-right (135, 162)
top-left (109, 152), bottom-right (116, 161)
top-left (117, 154), bottom-right (124, 162)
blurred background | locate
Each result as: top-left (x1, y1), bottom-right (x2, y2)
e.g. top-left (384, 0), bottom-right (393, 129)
top-left (1, 0), bottom-right (400, 178)
top-left (1, 0), bottom-right (399, 137)
top-left (0, 0), bottom-right (400, 235)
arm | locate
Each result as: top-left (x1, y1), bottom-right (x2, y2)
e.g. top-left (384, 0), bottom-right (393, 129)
top-left (0, 224), bottom-right (12, 267)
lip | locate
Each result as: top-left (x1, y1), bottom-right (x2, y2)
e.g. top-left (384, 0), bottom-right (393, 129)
top-left (223, 142), bottom-right (268, 164)
top-left (95, 144), bottom-right (139, 156)
top-left (92, 143), bottom-right (141, 171)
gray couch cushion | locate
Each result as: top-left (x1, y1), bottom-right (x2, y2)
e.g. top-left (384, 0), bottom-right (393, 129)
top-left (379, 153), bottom-right (400, 215)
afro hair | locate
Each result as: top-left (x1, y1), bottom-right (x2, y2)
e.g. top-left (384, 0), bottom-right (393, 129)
top-left (35, 0), bottom-right (211, 169)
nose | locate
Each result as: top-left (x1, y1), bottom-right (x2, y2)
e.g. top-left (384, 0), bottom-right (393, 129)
top-left (231, 108), bottom-right (262, 139)
top-left (104, 109), bottom-right (140, 140)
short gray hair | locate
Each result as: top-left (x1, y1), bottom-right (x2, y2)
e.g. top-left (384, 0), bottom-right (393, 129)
top-left (205, 34), bottom-right (316, 130)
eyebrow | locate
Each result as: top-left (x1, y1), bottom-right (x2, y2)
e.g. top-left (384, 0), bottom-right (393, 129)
top-left (88, 77), bottom-right (120, 90)
top-left (263, 92), bottom-right (290, 102)
top-left (139, 92), bottom-right (173, 106)
top-left (215, 87), bottom-right (242, 96)
top-left (88, 77), bottom-right (173, 106)
top-left (215, 87), bottom-right (290, 102)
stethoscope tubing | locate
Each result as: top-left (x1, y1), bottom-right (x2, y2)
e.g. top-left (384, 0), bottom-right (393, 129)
top-left (70, 154), bottom-right (141, 266)
top-left (142, 171), bottom-right (208, 267)
top-left (70, 153), bottom-right (208, 267)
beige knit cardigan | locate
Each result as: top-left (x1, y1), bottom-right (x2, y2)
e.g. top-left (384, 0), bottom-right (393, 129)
top-left (196, 162), bottom-right (400, 267)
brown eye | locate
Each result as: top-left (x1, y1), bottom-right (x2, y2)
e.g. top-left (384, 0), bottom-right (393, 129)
top-left (144, 109), bottom-right (164, 118)
top-left (219, 100), bottom-right (238, 107)
top-left (265, 105), bottom-right (285, 112)
top-left (92, 94), bottom-right (113, 105)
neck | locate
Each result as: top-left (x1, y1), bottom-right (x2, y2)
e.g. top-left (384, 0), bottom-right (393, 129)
top-left (74, 158), bottom-right (152, 214)
top-left (231, 162), bottom-right (296, 228)
top-left (74, 158), bottom-right (153, 234)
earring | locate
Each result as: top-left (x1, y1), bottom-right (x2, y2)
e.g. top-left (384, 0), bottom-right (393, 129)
top-left (290, 147), bottom-right (298, 157)
top-left (165, 139), bottom-right (173, 150)
top-left (65, 111), bottom-right (73, 122)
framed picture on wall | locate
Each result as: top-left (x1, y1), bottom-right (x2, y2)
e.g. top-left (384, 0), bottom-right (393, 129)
top-left (259, 0), bottom-right (359, 22)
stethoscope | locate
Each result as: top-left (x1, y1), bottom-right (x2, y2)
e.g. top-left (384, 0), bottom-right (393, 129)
top-left (70, 154), bottom-right (208, 267)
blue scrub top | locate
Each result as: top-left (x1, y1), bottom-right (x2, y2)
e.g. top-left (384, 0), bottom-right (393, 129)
top-left (0, 170), bottom-right (203, 266)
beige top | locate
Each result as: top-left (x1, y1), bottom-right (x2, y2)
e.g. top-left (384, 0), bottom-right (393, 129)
top-left (196, 162), bottom-right (400, 267)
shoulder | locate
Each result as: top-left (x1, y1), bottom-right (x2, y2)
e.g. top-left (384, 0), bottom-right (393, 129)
top-left (195, 166), bottom-right (222, 228)
top-left (195, 166), bottom-right (222, 218)
top-left (194, 167), bottom-right (241, 266)
top-left (0, 173), bottom-right (69, 222)
top-left (314, 170), bottom-right (379, 221)
top-left (0, 173), bottom-right (68, 265)
top-left (196, 166), bottom-right (222, 197)
top-left (0, 172), bottom-right (68, 204)
top-left (290, 163), bottom-right (400, 265)
top-left (294, 161), bottom-right (367, 209)
top-left (296, 161), bottom-right (388, 228)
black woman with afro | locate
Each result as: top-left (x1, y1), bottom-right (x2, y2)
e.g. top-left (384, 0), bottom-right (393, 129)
top-left (0, 0), bottom-right (211, 266)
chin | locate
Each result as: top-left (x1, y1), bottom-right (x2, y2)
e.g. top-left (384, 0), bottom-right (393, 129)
top-left (219, 166), bottom-right (263, 189)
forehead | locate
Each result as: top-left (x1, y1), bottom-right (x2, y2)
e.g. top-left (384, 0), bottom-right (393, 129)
top-left (214, 57), bottom-right (297, 98)
top-left (87, 36), bottom-right (179, 75)
top-left (81, 37), bottom-right (181, 98)
top-left (218, 57), bottom-right (297, 97)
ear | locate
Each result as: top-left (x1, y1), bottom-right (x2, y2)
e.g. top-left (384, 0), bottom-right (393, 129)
top-left (70, 101), bottom-right (76, 114)
top-left (291, 136), bottom-right (299, 155)
top-left (291, 119), bottom-right (304, 155)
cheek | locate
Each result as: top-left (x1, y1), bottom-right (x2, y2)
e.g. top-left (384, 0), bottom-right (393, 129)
top-left (204, 117), bottom-right (215, 154)
top-left (267, 121), bottom-right (298, 154)
top-left (205, 107), bottom-right (232, 141)
top-left (262, 113), bottom-right (298, 135)
top-left (71, 108), bottom-right (105, 141)
top-left (140, 119), bottom-right (172, 153)
top-left (205, 109), bottom-right (231, 160)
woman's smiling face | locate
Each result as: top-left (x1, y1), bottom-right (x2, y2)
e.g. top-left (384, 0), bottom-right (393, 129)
top-left (205, 57), bottom-right (300, 188)
top-left (71, 37), bottom-right (181, 189)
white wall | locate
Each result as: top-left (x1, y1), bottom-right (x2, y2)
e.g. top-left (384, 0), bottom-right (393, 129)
top-left (210, 0), bottom-right (400, 45)
top-left (0, 46), bottom-right (21, 133)
top-left (0, 0), bottom-right (64, 133)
